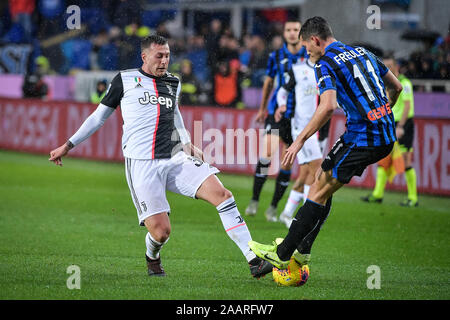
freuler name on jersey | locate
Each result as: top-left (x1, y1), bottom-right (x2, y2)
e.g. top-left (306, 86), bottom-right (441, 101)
top-left (139, 92), bottom-right (173, 108)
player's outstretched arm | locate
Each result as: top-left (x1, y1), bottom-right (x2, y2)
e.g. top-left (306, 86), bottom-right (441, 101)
top-left (282, 89), bottom-right (337, 166)
top-left (49, 103), bottom-right (115, 166)
top-left (382, 70), bottom-right (403, 108)
top-left (255, 76), bottom-right (274, 123)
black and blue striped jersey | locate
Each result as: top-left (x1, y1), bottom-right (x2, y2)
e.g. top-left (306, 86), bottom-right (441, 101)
top-left (315, 41), bottom-right (396, 147)
top-left (265, 43), bottom-right (307, 119)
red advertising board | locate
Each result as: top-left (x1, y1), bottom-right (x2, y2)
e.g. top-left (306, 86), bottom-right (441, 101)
top-left (1, 98), bottom-right (449, 196)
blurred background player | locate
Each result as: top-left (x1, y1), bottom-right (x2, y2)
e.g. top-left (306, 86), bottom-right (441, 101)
top-left (245, 19), bottom-right (307, 221)
top-left (275, 54), bottom-right (323, 228)
top-left (361, 56), bottom-right (418, 207)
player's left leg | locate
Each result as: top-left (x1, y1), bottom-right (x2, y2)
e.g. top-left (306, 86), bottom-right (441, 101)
top-left (401, 150), bottom-right (418, 207)
top-left (249, 138), bottom-right (394, 269)
top-left (196, 175), bottom-right (273, 277)
top-left (166, 151), bottom-right (272, 278)
top-left (398, 119), bottom-right (418, 207)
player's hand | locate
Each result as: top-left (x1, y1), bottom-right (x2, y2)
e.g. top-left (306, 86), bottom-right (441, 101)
top-left (184, 143), bottom-right (204, 161)
top-left (255, 109), bottom-right (266, 124)
top-left (49, 144), bottom-right (70, 166)
top-left (275, 105), bottom-right (287, 123)
top-left (282, 140), bottom-right (303, 167)
top-left (396, 126), bottom-right (404, 139)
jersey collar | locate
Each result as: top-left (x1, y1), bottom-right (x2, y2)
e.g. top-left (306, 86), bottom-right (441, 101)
top-left (324, 40), bottom-right (343, 53)
top-left (138, 67), bottom-right (168, 79)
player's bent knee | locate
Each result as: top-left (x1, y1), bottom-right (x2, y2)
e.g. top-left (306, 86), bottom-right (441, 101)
top-left (152, 227), bottom-right (170, 243)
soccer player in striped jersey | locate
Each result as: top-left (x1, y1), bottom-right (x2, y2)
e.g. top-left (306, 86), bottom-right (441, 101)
top-left (249, 17), bottom-right (403, 277)
top-left (49, 35), bottom-right (272, 279)
top-left (246, 20), bottom-right (308, 222)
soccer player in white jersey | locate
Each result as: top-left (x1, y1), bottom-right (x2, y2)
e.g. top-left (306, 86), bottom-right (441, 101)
top-left (49, 35), bottom-right (272, 278)
top-left (274, 56), bottom-right (323, 229)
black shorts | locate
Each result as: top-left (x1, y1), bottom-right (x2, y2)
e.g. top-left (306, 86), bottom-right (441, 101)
top-left (264, 115), bottom-right (293, 145)
top-left (321, 137), bottom-right (394, 184)
top-left (396, 118), bottom-right (414, 151)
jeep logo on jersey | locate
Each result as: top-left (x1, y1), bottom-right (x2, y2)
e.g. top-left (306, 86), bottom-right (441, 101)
top-left (139, 92), bottom-right (173, 108)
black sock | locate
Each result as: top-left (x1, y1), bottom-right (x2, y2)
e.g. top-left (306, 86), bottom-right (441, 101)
top-left (270, 169), bottom-right (291, 207)
top-left (297, 196), bottom-right (332, 254)
top-left (252, 158), bottom-right (271, 201)
top-left (277, 199), bottom-right (327, 261)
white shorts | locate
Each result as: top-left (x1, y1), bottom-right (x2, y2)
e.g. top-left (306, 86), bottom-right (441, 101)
top-left (292, 127), bottom-right (323, 165)
top-left (125, 151), bottom-right (220, 225)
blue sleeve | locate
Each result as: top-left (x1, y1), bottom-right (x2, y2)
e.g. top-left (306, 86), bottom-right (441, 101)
top-left (265, 51), bottom-right (277, 78)
top-left (315, 62), bottom-right (336, 95)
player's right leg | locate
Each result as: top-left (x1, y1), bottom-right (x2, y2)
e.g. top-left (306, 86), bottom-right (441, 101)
top-left (249, 169), bottom-right (340, 269)
top-left (124, 157), bottom-right (171, 277)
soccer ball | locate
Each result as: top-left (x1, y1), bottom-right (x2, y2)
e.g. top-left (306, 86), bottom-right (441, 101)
top-left (272, 257), bottom-right (309, 287)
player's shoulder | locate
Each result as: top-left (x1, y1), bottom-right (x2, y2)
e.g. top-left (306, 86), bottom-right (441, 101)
top-left (159, 72), bottom-right (180, 86)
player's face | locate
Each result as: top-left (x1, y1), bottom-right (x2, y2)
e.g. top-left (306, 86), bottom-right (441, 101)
top-left (142, 43), bottom-right (170, 77)
top-left (301, 36), bottom-right (322, 64)
top-left (283, 22), bottom-right (301, 46)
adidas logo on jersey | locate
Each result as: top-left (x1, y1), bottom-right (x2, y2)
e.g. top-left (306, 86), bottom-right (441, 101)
top-left (139, 92), bottom-right (173, 108)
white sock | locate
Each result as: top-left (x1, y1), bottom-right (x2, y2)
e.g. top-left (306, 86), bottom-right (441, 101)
top-left (303, 185), bottom-right (311, 201)
top-left (145, 232), bottom-right (168, 260)
top-left (216, 196), bottom-right (256, 262)
top-left (282, 189), bottom-right (303, 218)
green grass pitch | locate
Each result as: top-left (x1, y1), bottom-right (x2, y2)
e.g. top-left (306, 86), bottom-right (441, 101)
top-left (0, 150), bottom-right (449, 300)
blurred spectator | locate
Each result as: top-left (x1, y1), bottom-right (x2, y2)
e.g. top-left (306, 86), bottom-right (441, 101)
top-left (90, 80), bottom-right (107, 104)
top-left (205, 19), bottom-right (222, 78)
top-left (248, 35), bottom-right (269, 87)
top-left (8, 0), bottom-right (35, 43)
top-left (214, 59), bottom-right (240, 108)
top-left (112, 0), bottom-right (141, 28)
top-left (22, 72), bottom-right (48, 99)
top-left (178, 59), bottom-right (202, 106)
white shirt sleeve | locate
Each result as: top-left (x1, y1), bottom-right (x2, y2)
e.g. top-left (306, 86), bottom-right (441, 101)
top-left (173, 82), bottom-right (191, 145)
top-left (277, 87), bottom-right (288, 106)
top-left (68, 103), bottom-right (115, 147)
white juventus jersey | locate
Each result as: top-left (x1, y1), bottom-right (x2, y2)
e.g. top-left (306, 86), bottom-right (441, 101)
top-left (101, 68), bottom-right (182, 159)
top-left (283, 58), bottom-right (318, 131)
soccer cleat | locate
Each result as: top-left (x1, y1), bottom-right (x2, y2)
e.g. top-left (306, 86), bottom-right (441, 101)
top-left (245, 200), bottom-right (258, 216)
top-left (145, 255), bottom-right (166, 277)
top-left (248, 257), bottom-right (273, 279)
top-left (248, 239), bottom-right (289, 269)
top-left (400, 199), bottom-right (418, 207)
top-left (279, 212), bottom-right (293, 228)
top-left (292, 250), bottom-right (311, 266)
top-left (264, 205), bottom-right (278, 222)
top-left (360, 194), bottom-right (383, 203)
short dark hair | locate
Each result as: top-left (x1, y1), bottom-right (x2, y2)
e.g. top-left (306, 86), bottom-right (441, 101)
top-left (141, 34), bottom-right (168, 52)
top-left (299, 16), bottom-right (333, 41)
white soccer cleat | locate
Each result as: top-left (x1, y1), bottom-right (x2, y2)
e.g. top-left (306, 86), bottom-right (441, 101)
top-left (279, 212), bottom-right (293, 228)
top-left (264, 205), bottom-right (278, 222)
top-left (245, 200), bottom-right (258, 216)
